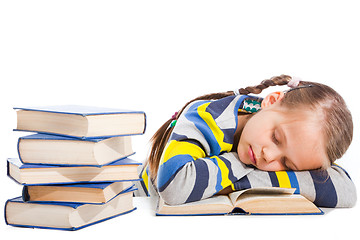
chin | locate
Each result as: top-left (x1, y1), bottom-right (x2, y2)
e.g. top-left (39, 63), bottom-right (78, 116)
top-left (237, 151), bottom-right (247, 165)
top-left (238, 154), bottom-right (252, 166)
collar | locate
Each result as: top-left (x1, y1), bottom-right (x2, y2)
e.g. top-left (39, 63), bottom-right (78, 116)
top-left (238, 95), bottom-right (263, 114)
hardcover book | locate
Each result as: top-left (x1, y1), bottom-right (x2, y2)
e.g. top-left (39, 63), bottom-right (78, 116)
top-left (156, 187), bottom-right (323, 216)
top-left (23, 181), bottom-right (134, 204)
top-left (14, 105), bottom-right (146, 139)
top-left (5, 187), bottom-right (136, 231)
top-left (7, 157), bottom-right (141, 185)
top-left (18, 133), bottom-right (134, 166)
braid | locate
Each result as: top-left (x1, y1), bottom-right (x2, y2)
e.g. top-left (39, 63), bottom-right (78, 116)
top-left (237, 74), bottom-right (292, 95)
top-left (178, 75), bottom-right (292, 118)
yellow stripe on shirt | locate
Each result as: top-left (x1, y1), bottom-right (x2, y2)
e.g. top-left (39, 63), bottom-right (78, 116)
top-left (212, 156), bottom-right (233, 189)
top-left (141, 165), bottom-right (149, 192)
top-left (275, 171), bottom-right (291, 188)
top-left (197, 102), bottom-right (233, 152)
top-left (160, 140), bottom-right (206, 165)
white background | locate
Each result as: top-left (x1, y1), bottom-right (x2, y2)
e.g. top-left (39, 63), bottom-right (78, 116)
top-left (0, 1), bottom-right (359, 239)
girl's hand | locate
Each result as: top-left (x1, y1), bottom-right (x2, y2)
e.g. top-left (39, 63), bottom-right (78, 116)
top-left (217, 186), bottom-right (233, 195)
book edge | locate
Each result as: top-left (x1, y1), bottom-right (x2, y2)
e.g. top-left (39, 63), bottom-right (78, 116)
top-left (5, 207), bottom-right (137, 231)
top-left (23, 185), bottom-right (137, 205)
top-left (13, 105), bottom-right (145, 117)
top-left (14, 129), bottom-right (145, 140)
top-left (8, 156), bottom-right (141, 169)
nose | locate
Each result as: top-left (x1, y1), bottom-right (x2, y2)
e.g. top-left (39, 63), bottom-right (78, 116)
top-left (262, 146), bottom-right (282, 164)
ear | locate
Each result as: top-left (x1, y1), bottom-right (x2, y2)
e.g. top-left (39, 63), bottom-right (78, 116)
top-left (261, 91), bottom-right (285, 109)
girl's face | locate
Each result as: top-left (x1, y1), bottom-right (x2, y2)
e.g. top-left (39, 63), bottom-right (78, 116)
top-left (237, 92), bottom-right (327, 171)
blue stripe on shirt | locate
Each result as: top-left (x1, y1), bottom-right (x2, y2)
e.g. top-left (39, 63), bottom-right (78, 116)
top-left (208, 157), bottom-right (224, 192)
top-left (185, 101), bottom-right (221, 156)
top-left (157, 154), bottom-right (194, 190)
top-left (218, 155), bottom-right (238, 183)
top-left (310, 170), bottom-right (337, 207)
top-left (185, 159), bottom-right (210, 203)
top-left (287, 171), bottom-right (300, 194)
top-left (233, 176), bottom-right (251, 190)
top-left (268, 171), bottom-right (279, 187)
top-left (222, 129), bottom-right (236, 145)
top-left (205, 96), bottom-right (235, 119)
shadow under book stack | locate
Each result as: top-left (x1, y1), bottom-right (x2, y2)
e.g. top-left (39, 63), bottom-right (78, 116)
top-left (5, 105), bottom-right (146, 231)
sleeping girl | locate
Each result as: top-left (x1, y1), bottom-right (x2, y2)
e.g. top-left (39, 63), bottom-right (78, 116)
top-left (139, 75), bottom-right (356, 208)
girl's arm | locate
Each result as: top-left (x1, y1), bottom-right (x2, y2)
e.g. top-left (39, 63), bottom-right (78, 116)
top-left (231, 165), bottom-right (357, 208)
top-left (156, 96), bottom-right (255, 205)
top-left (157, 148), bottom-right (253, 205)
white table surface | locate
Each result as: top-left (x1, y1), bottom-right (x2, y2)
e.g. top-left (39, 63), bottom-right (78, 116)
top-left (2, 195), bottom-right (358, 240)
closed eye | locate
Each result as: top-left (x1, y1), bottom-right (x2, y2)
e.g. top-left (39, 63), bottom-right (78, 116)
top-left (281, 157), bottom-right (290, 170)
top-left (281, 156), bottom-right (298, 171)
top-left (272, 131), bottom-right (280, 145)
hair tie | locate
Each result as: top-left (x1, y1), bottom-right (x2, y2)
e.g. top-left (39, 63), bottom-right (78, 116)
top-left (233, 89), bottom-right (240, 95)
top-left (287, 76), bottom-right (301, 88)
top-left (171, 112), bottom-right (178, 120)
top-left (169, 112), bottom-right (179, 128)
top-left (170, 120), bottom-right (177, 128)
top-left (286, 84), bottom-right (314, 93)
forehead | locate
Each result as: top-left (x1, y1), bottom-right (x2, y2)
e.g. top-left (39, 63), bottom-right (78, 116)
top-left (271, 108), bottom-right (327, 170)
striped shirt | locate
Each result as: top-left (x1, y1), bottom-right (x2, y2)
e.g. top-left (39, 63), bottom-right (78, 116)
top-left (138, 95), bottom-right (356, 207)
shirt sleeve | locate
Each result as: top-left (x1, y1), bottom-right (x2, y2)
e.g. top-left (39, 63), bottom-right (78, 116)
top-left (232, 165), bottom-right (357, 208)
top-left (156, 97), bottom-right (255, 205)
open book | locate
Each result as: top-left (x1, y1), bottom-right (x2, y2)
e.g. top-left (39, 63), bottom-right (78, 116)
top-left (157, 187), bottom-right (323, 216)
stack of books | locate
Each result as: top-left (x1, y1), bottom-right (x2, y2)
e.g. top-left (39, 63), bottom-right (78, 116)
top-left (5, 105), bottom-right (146, 230)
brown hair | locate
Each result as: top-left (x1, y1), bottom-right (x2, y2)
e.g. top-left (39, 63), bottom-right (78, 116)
top-left (147, 74), bottom-right (353, 179)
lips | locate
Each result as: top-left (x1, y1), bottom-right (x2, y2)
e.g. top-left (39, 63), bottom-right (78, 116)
top-left (248, 146), bottom-right (257, 165)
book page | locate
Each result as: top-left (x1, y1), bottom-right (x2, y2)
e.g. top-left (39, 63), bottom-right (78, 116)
top-left (229, 187), bottom-right (295, 206)
top-left (158, 195), bottom-right (233, 215)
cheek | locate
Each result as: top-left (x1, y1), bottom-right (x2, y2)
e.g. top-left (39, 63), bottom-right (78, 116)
top-left (242, 113), bottom-right (268, 138)
top-left (241, 118), bottom-right (259, 142)
top-left (241, 121), bottom-right (269, 145)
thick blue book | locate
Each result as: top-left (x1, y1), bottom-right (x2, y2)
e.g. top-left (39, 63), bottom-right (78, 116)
top-left (18, 133), bottom-right (135, 166)
top-left (156, 188), bottom-right (323, 216)
top-left (7, 157), bottom-right (141, 185)
top-left (14, 105), bottom-right (146, 139)
top-left (5, 187), bottom-right (136, 231)
top-left (23, 181), bottom-right (135, 204)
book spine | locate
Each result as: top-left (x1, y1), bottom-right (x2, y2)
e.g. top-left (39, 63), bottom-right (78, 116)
top-left (17, 138), bottom-right (24, 163)
top-left (22, 186), bottom-right (30, 202)
top-left (4, 198), bottom-right (10, 225)
top-left (6, 160), bottom-right (13, 184)
top-left (143, 112), bottom-right (147, 134)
